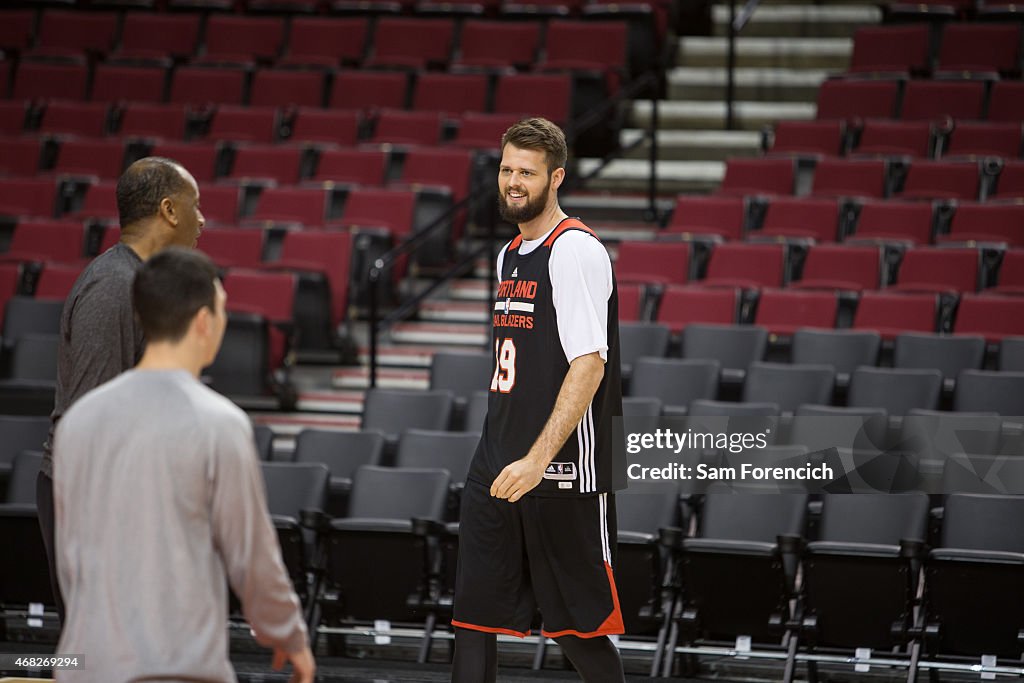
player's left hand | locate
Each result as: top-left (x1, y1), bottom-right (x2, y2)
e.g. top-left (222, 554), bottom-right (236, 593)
top-left (491, 457), bottom-right (546, 502)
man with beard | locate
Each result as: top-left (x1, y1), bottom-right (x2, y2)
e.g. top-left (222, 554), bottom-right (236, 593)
top-left (450, 118), bottom-right (626, 683)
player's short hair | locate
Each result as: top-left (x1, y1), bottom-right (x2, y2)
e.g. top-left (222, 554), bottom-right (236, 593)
top-left (501, 118), bottom-right (568, 173)
top-left (116, 157), bottom-right (191, 228)
top-left (133, 247), bottom-right (220, 343)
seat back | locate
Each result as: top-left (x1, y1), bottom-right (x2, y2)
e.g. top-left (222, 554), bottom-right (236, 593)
top-left (293, 429), bottom-right (385, 480)
top-left (348, 465), bottom-right (450, 521)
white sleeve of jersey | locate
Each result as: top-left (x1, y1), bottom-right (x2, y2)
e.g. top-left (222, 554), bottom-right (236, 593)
top-left (549, 230), bottom-right (613, 363)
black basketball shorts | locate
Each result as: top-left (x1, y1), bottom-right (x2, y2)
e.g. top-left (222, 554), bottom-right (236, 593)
top-left (451, 478), bottom-right (624, 638)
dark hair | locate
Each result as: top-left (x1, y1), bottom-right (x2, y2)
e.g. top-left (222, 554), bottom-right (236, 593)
top-left (133, 247), bottom-right (220, 343)
top-left (500, 117), bottom-right (568, 172)
top-left (116, 157), bottom-right (191, 228)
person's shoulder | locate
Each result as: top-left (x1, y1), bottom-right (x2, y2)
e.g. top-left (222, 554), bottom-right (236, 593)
top-left (58, 370), bottom-right (137, 430)
top-left (72, 245), bottom-right (141, 296)
top-left (549, 223), bottom-right (610, 261)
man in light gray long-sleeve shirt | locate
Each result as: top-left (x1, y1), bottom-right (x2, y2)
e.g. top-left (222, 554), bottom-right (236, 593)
top-left (53, 248), bottom-right (314, 683)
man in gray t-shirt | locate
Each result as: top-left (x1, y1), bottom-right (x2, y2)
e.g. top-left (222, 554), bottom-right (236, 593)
top-left (39, 157), bottom-right (205, 622)
top-left (54, 249), bottom-right (315, 682)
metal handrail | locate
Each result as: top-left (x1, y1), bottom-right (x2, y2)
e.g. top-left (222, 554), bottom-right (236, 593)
top-left (366, 68), bottom-right (664, 387)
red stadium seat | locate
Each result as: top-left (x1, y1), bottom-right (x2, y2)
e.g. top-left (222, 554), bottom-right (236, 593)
top-left (614, 241), bottom-right (689, 286)
top-left (90, 65), bottom-right (166, 104)
top-left (37, 101), bottom-right (109, 138)
top-left (72, 182), bottom-right (119, 223)
top-left (195, 185), bottom-right (242, 226)
top-left (896, 161), bottom-right (980, 201)
top-left (900, 81), bottom-right (986, 122)
top-left (289, 109), bottom-right (361, 147)
top-left (0, 11), bottom-right (35, 53)
top-left (988, 82), bottom-right (1024, 123)
top-left (452, 113), bottom-right (521, 151)
top-left (718, 158), bottom-right (795, 196)
top-left (0, 138), bottom-right (41, 177)
top-left (815, 80), bottom-right (899, 121)
top-left (494, 74), bottom-right (571, 125)
top-left (364, 18), bottom-right (455, 69)
top-left (272, 230), bottom-right (353, 325)
top-left (664, 195), bottom-right (746, 241)
top-left (944, 122), bottom-right (1022, 159)
top-left (115, 13), bottom-right (201, 63)
top-left (993, 160), bottom-right (1024, 200)
top-left (0, 102), bottom-right (28, 137)
top-left (52, 140), bottom-right (125, 180)
top-left (771, 121), bottom-right (845, 157)
top-left (198, 16), bottom-right (286, 65)
top-left (150, 142), bottom-right (220, 183)
top-left (937, 23), bottom-right (1021, 75)
top-left (656, 286), bottom-right (738, 333)
top-left (329, 70), bottom-right (409, 112)
top-left (806, 160), bottom-right (888, 200)
top-left (336, 189), bottom-right (416, 239)
top-left (207, 106), bottom-right (279, 144)
top-left (248, 187), bottom-right (328, 226)
top-left (397, 147), bottom-right (473, 202)
top-left (848, 25), bottom-right (930, 75)
top-left (754, 288), bottom-right (838, 335)
top-left (32, 10), bottom-right (118, 60)
top-left (412, 73), bottom-right (488, 117)
top-left (855, 120), bottom-right (932, 158)
top-left (941, 203), bottom-right (1024, 247)
top-left (371, 110), bottom-right (443, 146)
top-left (2, 220), bottom-right (86, 264)
top-left (35, 262), bottom-right (84, 300)
top-left (850, 200), bottom-right (934, 245)
top-left (701, 243), bottom-right (786, 289)
top-left (313, 149), bottom-right (388, 187)
top-left (249, 70), bottom-right (325, 108)
top-left (279, 17), bottom-right (368, 68)
top-left (14, 63), bottom-right (88, 101)
top-left (954, 294), bottom-right (1024, 342)
top-left (222, 269), bottom-right (296, 369)
top-left (853, 291), bottom-right (938, 340)
top-left (756, 197), bottom-right (841, 242)
top-left (791, 244), bottom-right (884, 292)
top-left (990, 249), bottom-right (1024, 295)
top-left (169, 67), bottom-right (247, 107)
top-left (229, 145), bottom-right (303, 185)
top-left (617, 282), bottom-right (642, 322)
top-left (0, 179), bottom-right (59, 219)
top-left (540, 20), bottom-right (627, 91)
top-left (453, 20), bottom-right (542, 70)
top-left (118, 104), bottom-right (188, 141)
top-left (891, 247), bottom-right (980, 294)
top-left (0, 263), bottom-right (21, 325)
top-left (197, 228), bottom-right (265, 269)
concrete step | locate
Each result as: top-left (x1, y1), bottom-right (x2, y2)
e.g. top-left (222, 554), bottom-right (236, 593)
top-left (620, 128), bottom-right (762, 161)
top-left (630, 99), bottom-right (816, 131)
top-left (420, 299), bottom-right (492, 323)
top-left (450, 279), bottom-right (493, 301)
top-left (562, 193), bottom-right (677, 223)
top-left (391, 321), bottom-right (490, 346)
top-left (678, 36), bottom-right (852, 70)
top-left (332, 366), bottom-right (430, 390)
top-left (294, 390), bottom-right (366, 414)
top-left (667, 66), bottom-right (834, 103)
top-left (356, 343), bottom-right (460, 368)
top-left (712, 4), bottom-right (881, 38)
top-left (576, 158), bottom-right (724, 194)
top-left (251, 411), bottom-right (362, 435)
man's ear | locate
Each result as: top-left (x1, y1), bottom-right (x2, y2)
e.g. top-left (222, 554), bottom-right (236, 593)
top-left (551, 167), bottom-right (565, 191)
top-left (193, 306), bottom-right (211, 339)
top-left (159, 196), bottom-right (177, 226)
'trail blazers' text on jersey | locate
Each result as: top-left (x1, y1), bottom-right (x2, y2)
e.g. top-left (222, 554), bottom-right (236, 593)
top-left (468, 218), bottom-right (625, 497)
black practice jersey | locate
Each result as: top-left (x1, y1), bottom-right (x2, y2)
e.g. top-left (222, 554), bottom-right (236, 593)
top-left (467, 218), bottom-right (625, 497)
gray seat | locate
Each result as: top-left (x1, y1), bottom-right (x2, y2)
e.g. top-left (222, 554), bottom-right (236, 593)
top-left (1, 298), bottom-right (62, 351)
top-left (361, 388), bottom-right (454, 437)
top-left (940, 453), bottom-right (1024, 495)
top-left (429, 351), bottom-right (492, 404)
top-left (682, 323), bottom-right (767, 385)
top-left (293, 429), bottom-right (385, 488)
top-left (791, 329), bottom-right (880, 387)
top-left (894, 333), bottom-right (985, 390)
top-left (848, 367), bottom-right (942, 415)
top-left (791, 404), bottom-right (889, 455)
top-left (252, 424), bottom-right (274, 461)
top-left (6, 450), bottom-right (42, 505)
top-left (953, 370), bottom-right (1024, 415)
top-left (743, 361), bottom-right (835, 414)
top-left (395, 429), bottom-right (479, 485)
top-left (630, 357), bottom-right (719, 415)
top-left (0, 335), bottom-right (59, 416)
top-left (463, 390), bottom-right (488, 433)
top-left (260, 461), bottom-right (330, 522)
top-left (0, 415), bottom-right (50, 474)
top-left (998, 336), bottom-right (1024, 372)
top-left (620, 322), bottom-right (671, 380)
top-left (206, 312), bottom-right (273, 399)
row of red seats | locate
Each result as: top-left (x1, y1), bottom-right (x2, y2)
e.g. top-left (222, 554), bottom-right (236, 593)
top-left (619, 282), bottom-right (1024, 343)
top-left (719, 157), bottom-right (1021, 203)
top-left (849, 23), bottom-right (1021, 76)
top-left (885, 0), bottom-right (1022, 21)
top-left (0, 13), bottom-right (628, 74)
top-left (662, 195), bottom-right (1024, 247)
top-left (1, 64), bottom-right (575, 123)
top-left (813, 79), bottom-right (1023, 125)
top-left (614, 242), bottom-right (1023, 297)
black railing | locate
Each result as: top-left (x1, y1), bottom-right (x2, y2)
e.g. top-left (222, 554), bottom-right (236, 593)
top-left (366, 69), bottom-right (663, 387)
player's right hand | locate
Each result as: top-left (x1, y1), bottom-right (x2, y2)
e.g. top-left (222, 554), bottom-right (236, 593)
top-left (272, 645), bottom-right (316, 683)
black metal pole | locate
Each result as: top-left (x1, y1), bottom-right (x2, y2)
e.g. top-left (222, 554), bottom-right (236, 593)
top-left (368, 261), bottom-right (381, 389)
top-left (726, 0), bottom-right (737, 131)
top-left (648, 75), bottom-right (659, 222)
